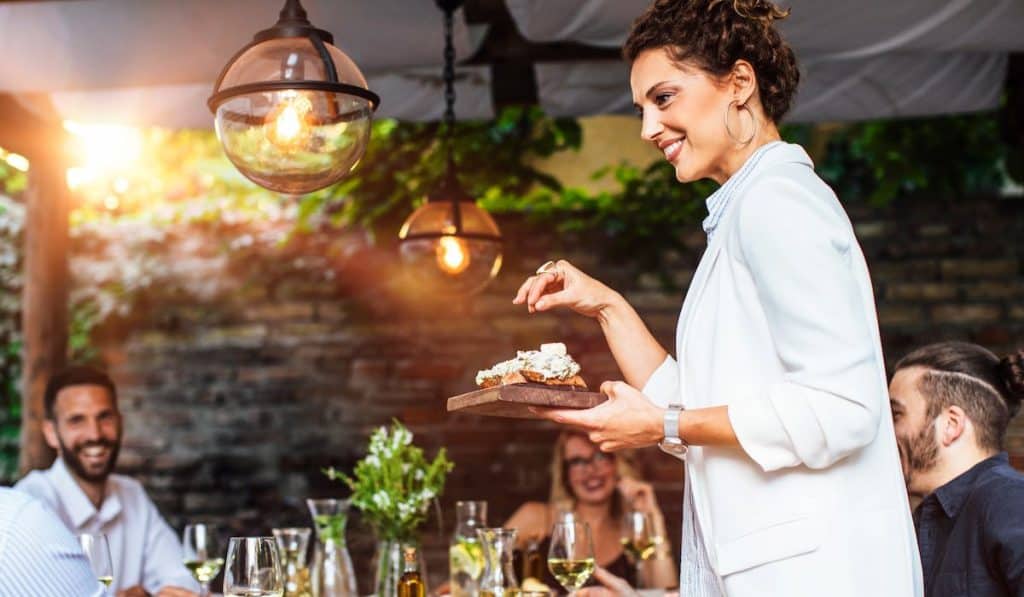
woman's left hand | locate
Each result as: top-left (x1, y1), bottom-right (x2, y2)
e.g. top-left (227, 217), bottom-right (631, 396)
top-left (532, 380), bottom-right (662, 451)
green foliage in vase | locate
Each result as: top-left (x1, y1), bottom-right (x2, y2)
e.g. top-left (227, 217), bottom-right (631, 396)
top-left (313, 513), bottom-right (348, 543)
top-left (325, 421), bottom-right (453, 542)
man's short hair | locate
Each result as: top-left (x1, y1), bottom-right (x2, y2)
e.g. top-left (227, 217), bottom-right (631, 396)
top-left (895, 341), bottom-right (1020, 452)
top-left (43, 366), bottom-right (117, 420)
top-left (917, 370), bottom-right (1008, 452)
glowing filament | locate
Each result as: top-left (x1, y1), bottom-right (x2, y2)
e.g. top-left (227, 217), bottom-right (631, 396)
top-left (266, 92), bottom-right (314, 148)
top-left (436, 234), bottom-right (470, 275)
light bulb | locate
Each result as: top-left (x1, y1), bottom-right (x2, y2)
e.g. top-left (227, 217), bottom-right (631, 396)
top-left (265, 91), bottom-right (314, 149)
top-left (436, 234), bottom-right (470, 275)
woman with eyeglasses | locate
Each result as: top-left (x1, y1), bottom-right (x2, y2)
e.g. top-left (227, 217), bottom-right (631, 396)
top-left (505, 430), bottom-right (678, 590)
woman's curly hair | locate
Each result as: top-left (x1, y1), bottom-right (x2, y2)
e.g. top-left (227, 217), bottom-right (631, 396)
top-left (624, 0), bottom-right (800, 123)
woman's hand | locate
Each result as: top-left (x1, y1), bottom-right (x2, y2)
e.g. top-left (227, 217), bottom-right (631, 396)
top-left (617, 477), bottom-right (659, 515)
top-left (533, 381), bottom-right (663, 451)
top-left (576, 566), bottom-right (638, 597)
top-left (513, 260), bottom-right (619, 318)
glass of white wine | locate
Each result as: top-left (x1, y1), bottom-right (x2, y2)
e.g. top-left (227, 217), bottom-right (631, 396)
top-left (78, 533), bottom-right (114, 591)
top-left (184, 523), bottom-right (224, 597)
top-left (224, 536), bottom-right (284, 597)
top-left (620, 510), bottom-right (658, 588)
top-left (547, 520), bottom-right (596, 596)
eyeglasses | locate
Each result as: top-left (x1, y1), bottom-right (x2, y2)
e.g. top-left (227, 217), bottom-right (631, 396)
top-left (565, 452), bottom-right (614, 472)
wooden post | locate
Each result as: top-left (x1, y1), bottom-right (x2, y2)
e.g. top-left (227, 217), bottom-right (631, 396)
top-left (18, 155), bottom-right (70, 474)
top-left (0, 94), bottom-right (70, 475)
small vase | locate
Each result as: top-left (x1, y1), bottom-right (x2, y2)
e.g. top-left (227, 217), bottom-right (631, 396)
top-left (307, 499), bottom-right (358, 597)
top-left (375, 537), bottom-right (427, 597)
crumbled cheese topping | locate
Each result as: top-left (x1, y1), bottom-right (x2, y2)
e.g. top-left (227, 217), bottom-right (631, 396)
top-left (475, 344), bottom-right (580, 385)
top-left (540, 342), bottom-right (566, 356)
top-left (474, 356), bottom-right (522, 385)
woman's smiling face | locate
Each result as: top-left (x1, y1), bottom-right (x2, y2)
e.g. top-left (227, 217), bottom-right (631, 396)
top-left (564, 434), bottom-right (617, 505)
top-left (631, 47), bottom-right (738, 185)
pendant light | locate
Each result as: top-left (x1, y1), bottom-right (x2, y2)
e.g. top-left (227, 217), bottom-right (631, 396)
top-left (208, 0), bottom-right (380, 195)
top-left (398, 0), bottom-right (502, 295)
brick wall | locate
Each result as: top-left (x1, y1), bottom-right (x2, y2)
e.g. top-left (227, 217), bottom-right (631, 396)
top-left (94, 194), bottom-right (1024, 592)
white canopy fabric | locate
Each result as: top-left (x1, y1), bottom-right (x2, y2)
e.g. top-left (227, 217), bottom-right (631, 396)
top-left (0, 0), bottom-right (1022, 127)
top-left (505, 0), bottom-right (1024, 53)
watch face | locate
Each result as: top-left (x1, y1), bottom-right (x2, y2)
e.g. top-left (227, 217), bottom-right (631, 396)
top-left (658, 439), bottom-right (688, 458)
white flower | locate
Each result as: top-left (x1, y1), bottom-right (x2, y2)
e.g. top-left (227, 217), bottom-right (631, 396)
top-left (372, 491), bottom-right (392, 509)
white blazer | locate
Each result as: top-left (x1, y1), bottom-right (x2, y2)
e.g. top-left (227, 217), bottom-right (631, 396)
top-left (643, 143), bottom-right (923, 596)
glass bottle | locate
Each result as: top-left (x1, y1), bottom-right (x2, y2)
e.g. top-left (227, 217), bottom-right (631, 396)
top-left (450, 500), bottom-right (487, 597)
top-left (521, 535), bottom-right (545, 583)
top-left (477, 528), bottom-right (519, 597)
top-left (306, 499), bottom-right (358, 597)
top-left (273, 527), bottom-right (313, 597)
top-left (398, 546), bottom-right (426, 597)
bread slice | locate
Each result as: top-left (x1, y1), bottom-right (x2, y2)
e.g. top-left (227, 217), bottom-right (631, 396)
top-left (520, 370), bottom-right (588, 389)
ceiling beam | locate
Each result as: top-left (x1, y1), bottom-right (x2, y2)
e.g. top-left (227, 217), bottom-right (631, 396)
top-left (462, 0), bottom-right (621, 111)
top-left (0, 94), bottom-right (66, 160)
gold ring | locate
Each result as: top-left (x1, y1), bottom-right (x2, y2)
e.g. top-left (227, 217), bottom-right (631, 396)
top-left (536, 260), bottom-right (558, 275)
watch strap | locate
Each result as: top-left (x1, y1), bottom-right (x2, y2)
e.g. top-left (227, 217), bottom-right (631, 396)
top-left (663, 404), bottom-right (683, 441)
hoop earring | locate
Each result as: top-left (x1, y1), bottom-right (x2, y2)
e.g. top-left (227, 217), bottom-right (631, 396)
top-left (724, 100), bottom-right (757, 145)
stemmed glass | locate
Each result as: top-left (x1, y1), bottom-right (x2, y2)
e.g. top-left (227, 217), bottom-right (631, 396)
top-left (547, 520), bottom-right (595, 596)
top-left (78, 533), bottom-right (114, 592)
top-left (183, 523), bottom-right (223, 597)
top-left (224, 536), bottom-right (284, 597)
top-left (620, 510), bottom-right (657, 588)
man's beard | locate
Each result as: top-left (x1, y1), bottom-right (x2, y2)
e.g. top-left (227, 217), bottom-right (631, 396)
top-left (897, 421), bottom-right (939, 491)
top-left (57, 434), bottom-right (120, 484)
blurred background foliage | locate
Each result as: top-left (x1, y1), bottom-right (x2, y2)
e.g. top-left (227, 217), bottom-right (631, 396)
top-left (0, 101), bottom-right (1021, 480)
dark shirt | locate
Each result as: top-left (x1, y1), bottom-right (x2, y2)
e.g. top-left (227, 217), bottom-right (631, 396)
top-left (913, 452), bottom-right (1024, 597)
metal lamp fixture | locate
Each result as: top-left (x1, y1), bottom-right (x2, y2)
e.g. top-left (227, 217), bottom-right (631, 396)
top-left (208, 0), bottom-right (380, 195)
top-left (398, 0), bottom-right (502, 295)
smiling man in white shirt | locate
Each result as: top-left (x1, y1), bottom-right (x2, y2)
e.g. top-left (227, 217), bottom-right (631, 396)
top-left (15, 366), bottom-right (198, 597)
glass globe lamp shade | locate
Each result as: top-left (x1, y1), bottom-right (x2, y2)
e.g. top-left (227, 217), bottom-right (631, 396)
top-left (399, 200), bottom-right (503, 295)
top-left (211, 37), bottom-right (375, 195)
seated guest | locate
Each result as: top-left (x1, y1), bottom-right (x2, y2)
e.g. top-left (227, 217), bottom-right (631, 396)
top-left (0, 487), bottom-right (104, 596)
top-left (889, 342), bottom-right (1024, 597)
top-left (16, 366), bottom-right (199, 597)
top-left (505, 430), bottom-right (677, 589)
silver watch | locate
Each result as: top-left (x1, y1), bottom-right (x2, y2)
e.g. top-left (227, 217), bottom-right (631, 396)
top-left (658, 404), bottom-right (688, 457)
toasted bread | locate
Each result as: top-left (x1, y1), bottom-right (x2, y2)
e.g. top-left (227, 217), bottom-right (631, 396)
top-left (520, 370), bottom-right (588, 389)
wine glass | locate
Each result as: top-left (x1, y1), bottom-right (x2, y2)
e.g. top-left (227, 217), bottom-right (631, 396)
top-left (183, 523), bottom-right (223, 597)
top-left (547, 520), bottom-right (595, 596)
top-left (77, 533), bottom-right (114, 591)
top-left (621, 510), bottom-right (657, 588)
top-left (224, 536), bottom-right (284, 597)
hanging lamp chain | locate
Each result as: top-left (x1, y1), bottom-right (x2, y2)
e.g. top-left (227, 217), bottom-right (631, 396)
top-left (443, 5), bottom-right (456, 167)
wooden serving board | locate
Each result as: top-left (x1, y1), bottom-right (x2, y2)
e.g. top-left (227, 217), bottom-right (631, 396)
top-left (446, 383), bottom-right (606, 419)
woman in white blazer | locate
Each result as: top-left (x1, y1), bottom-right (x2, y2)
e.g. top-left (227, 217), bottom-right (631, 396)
top-left (514, 1), bottom-right (923, 595)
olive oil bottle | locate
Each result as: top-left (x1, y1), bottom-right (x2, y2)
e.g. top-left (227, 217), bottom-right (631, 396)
top-left (398, 546), bottom-right (426, 597)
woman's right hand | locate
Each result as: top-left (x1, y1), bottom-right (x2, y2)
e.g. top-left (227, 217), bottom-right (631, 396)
top-left (513, 260), bottom-right (618, 318)
top-left (617, 477), bottom-right (661, 516)
top-left (575, 567), bottom-right (638, 597)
